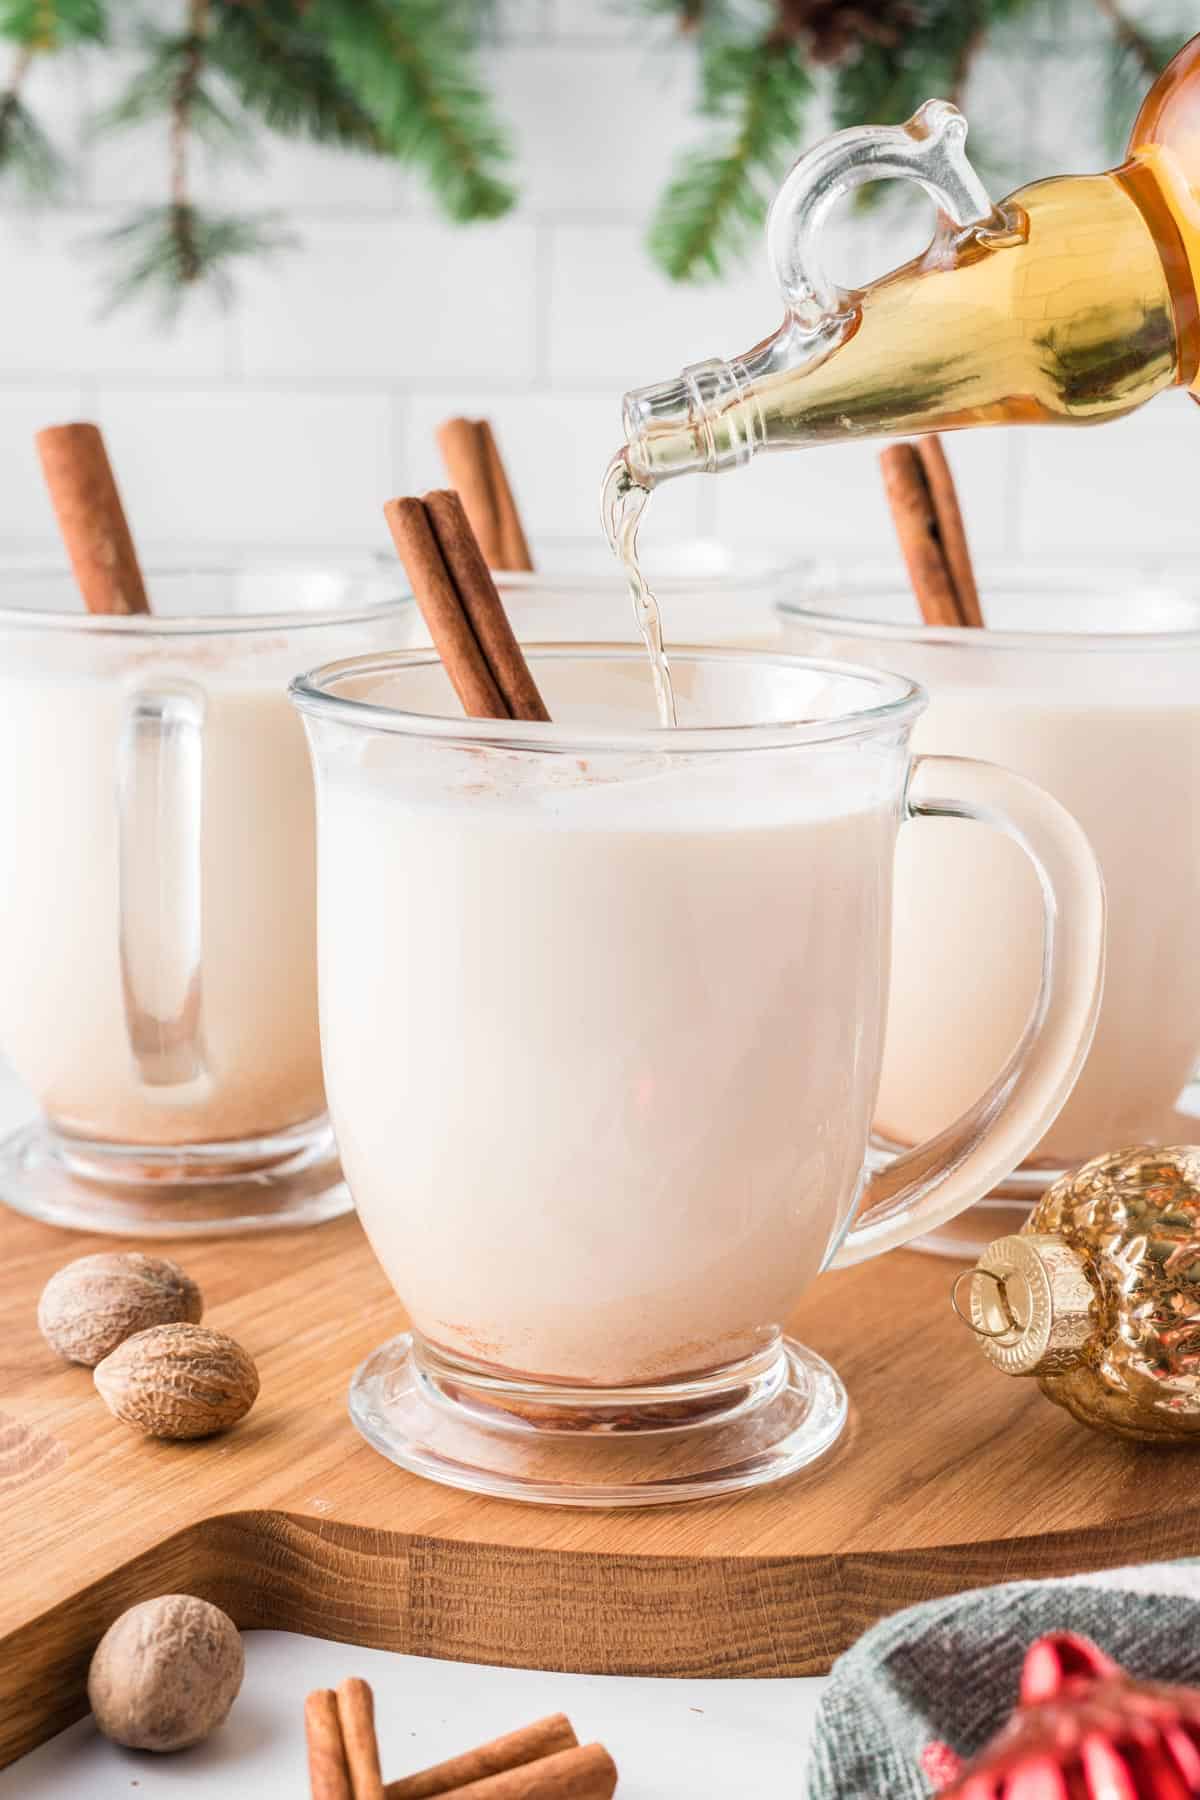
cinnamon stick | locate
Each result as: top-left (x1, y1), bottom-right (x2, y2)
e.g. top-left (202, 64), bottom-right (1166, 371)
top-left (306, 1688), bottom-right (354, 1800)
top-left (478, 421), bottom-right (534, 574)
top-left (425, 490), bottom-right (548, 723)
top-left (435, 416), bottom-right (533, 573)
top-left (880, 442), bottom-right (965, 628)
top-left (436, 418), bottom-right (502, 569)
top-left (385, 1715), bottom-right (579, 1799)
top-left (35, 422), bottom-right (150, 615)
top-left (913, 435), bottom-right (983, 627)
top-left (395, 1743), bottom-right (617, 1800)
top-left (383, 491), bottom-right (550, 723)
top-left (337, 1677), bottom-right (385, 1800)
top-left (384, 497), bottom-right (509, 719)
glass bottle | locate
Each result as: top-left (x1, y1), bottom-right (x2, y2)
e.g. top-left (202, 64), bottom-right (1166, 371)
top-left (622, 34), bottom-right (1200, 486)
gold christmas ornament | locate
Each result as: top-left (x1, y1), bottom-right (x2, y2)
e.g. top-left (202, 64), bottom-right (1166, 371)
top-left (954, 1146), bottom-right (1200, 1443)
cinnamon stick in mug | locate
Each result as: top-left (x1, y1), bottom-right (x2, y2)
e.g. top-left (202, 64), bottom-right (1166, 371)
top-left (425, 489), bottom-right (548, 723)
top-left (385, 1715), bottom-right (579, 1799)
top-left (478, 421), bottom-right (534, 574)
top-left (383, 491), bottom-right (550, 723)
top-left (880, 441), bottom-right (965, 628)
top-left (35, 422), bottom-right (150, 615)
top-left (913, 435), bottom-right (983, 627)
top-left (435, 416), bottom-right (534, 573)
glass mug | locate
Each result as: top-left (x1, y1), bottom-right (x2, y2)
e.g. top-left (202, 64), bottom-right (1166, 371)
top-left (0, 565), bottom-right (415, 1235)
top-left (292, 646), bottom-right (1104, 1505)
top-left (781, 564), bottom-right (1200, 1257)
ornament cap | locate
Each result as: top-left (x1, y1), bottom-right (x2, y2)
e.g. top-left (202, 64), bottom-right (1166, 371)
top-left (955, 1234), bottom-right (1095, 1376)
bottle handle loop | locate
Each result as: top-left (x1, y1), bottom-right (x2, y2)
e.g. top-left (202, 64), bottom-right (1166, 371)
top-left (767, 99), bottom-right (997, 324)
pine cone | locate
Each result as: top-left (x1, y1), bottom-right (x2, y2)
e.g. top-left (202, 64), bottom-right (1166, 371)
top-left (773, 0), bottom-right (917, 66)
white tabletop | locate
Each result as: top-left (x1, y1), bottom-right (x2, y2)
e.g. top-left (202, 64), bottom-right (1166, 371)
top-left (0, 1632), bottom-right (828, 1796)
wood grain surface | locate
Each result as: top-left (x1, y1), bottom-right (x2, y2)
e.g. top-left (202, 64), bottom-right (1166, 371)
top-left (3, 1207), bottom-right (1199, 1767)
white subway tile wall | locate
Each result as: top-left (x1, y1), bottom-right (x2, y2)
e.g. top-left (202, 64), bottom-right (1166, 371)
top-left (0, 1), bottom-right (1193, 566)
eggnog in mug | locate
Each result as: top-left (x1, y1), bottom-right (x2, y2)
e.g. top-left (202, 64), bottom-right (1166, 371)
top-left (293, 645), bottom-right (1103, 1503)
top-left (783, 569), bottom-right (1200, 1177)
top-left (0, 566), bottom-right (414, 1234)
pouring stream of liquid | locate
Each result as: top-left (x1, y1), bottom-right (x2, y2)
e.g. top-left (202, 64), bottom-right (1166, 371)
top-left (602, 453), bottom-right (678, 728)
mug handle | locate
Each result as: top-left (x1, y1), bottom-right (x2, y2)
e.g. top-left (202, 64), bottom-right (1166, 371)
top-left (827, 755), bottom-right (1105, 1269)
top-left (117, 683), bottom-right (209, 1087)
top-left (767, 99), bottom-right (996, 328)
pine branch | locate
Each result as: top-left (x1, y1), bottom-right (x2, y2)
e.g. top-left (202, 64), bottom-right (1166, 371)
top-left (0, 41), bottom-right (60, 192)
top-left (97, 203), bottom-right (293, 320)
top-left (96, 28), bottom-right (247, 151)
top-left (168, 0), bottom-right (209, 281)
top-left (0, 0), bottom-right (106, 47)
top-left (0, 38), bottom-right (30, 117)
top-left (207, 0), bottom-right (384, 153)
top-left (1095, 8), bottom-right (1190, 155)
top-left (1091, 0), bottom-right (1160, 80)
top-left (97, 0), bottom-right (290, 313)
top-left (648, 31), bottom-right (813, 282)
top-left (314, 0), bottom-right (516, 222)
top-left (949, 6), bottom-right (987, 108)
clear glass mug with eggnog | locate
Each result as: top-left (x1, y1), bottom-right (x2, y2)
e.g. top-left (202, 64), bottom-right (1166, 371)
top-left (0, 565), bottom-right (415, 1236)
top-left (291, 643), bottom-right (1104, 1506)
top-left (782, 564), bottom-right (1200, 1258)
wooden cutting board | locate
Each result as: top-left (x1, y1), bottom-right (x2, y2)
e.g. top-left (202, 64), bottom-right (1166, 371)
top-left (4, 1206), bottom-right (1200, 1768)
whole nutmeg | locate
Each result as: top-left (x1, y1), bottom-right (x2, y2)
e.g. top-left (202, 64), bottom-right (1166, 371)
top-left (94, 1324), bottom-right (259, 1440)
top-left (38, 1253), bottom-right (203, 1367)
top-left (88, 1594), bottom-right (243, 1752)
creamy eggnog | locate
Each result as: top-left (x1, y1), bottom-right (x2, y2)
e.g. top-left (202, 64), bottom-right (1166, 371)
top-left (878, 692), bottom-right (1200, 1161)
top-left (782, 579), bottom-right (1200, 1171)
top-left (0, 665), bottom-right (323, 1146)
top-left (317, 751), bottom-right (896, 1385)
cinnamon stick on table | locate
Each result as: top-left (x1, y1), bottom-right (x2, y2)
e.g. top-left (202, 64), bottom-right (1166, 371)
top-left (337, 1677), bottom-right (386, 1800)
top-left (396, 1743), bottom-right (618, 1800)
top-left (35, 422), bottom-right (150, 615)
top-left (306, 1688), bottom-right (355, 1800)
top-left (385, 1714), bottom-right (579, 1798)
top-left (384, 489), bottom-right (551, 723)
top-left (436, 416), bottom-right (534, 573)
top-left (880, 436), bottom-right (983, 628)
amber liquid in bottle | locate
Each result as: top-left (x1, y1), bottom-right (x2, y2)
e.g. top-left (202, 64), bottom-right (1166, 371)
top-left (622, 33), bottom-right (1200, 486)
top-left (608, 36), bottom-right (1200, 722)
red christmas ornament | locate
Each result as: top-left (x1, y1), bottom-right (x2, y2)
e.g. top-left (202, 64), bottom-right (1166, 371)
top-left (940, 1632), bottom-right (1200, 1798)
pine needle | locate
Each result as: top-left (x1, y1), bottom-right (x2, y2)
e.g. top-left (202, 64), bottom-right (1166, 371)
top-left (648, 33), bottom-right (813, 282)
top-left (0, 0), bottom-right (106, 48)
top-left (315, 0), bottom-right (516, 223)
top-left (207, 0), bottom-right (384, 153)
top-left (1102, 17), bottom-right (1191, 157)
top-left (95, 203), bottom-right (293, 322)
top-left (94, 28), bottom-right (249, 155)
top-left (0, 86), bottom-right (60, 193)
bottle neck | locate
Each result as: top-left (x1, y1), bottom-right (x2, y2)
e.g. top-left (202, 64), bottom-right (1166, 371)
top-left (622, 315), bottom-right (849, 485)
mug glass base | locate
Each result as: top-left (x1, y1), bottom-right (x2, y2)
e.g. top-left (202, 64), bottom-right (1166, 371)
top-left (348, 1332), bottom-right (848, 1508)
top-left (882, 1073), bottom-right (1200, 1259)
top-left (0, 1115), bottom-right (350, 1235)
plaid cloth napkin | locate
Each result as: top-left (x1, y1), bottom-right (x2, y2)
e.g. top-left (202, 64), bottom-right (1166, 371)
top-left (806, 1560), bottom-right (1200, 1798)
